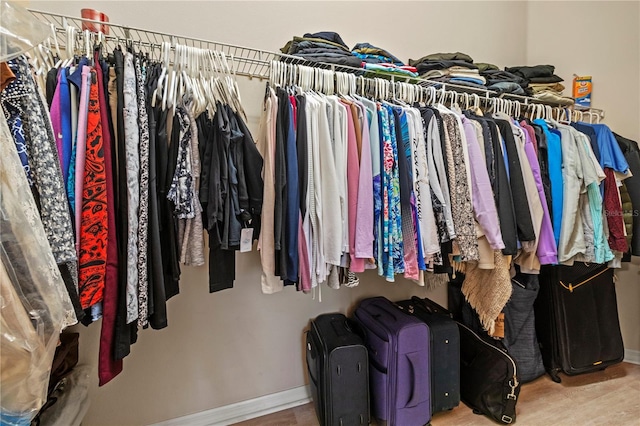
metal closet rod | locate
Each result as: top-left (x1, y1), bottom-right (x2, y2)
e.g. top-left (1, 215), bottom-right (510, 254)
top-left (28, 8), bottom-right (605, 118)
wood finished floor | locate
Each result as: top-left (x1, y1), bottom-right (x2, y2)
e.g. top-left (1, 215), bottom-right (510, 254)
top-left (234, 362), bottom-right (640, 426)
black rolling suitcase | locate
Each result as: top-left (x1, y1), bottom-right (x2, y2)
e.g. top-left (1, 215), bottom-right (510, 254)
top-left (306, 313), bottom-right (370, 426)
top-left (535, 263), bottom-right (625, 382)
top-left (395, 297), bottom-right (460, 413)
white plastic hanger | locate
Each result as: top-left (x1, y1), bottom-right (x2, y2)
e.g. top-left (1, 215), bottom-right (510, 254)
top-left (168, 43), bottom-right (184, 114)
top-left (165, 43), bottom-right (179, 112)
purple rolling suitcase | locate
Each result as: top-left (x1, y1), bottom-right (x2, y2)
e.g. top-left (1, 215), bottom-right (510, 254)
top-left (354, 297), bottom-right (431, 426)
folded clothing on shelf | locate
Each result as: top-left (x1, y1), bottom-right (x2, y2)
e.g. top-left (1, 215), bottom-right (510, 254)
top-left (476, 62), bottom-right (499, 72)
top-left (532, 90), bottom-right (575, 105)
top-left (481, 69), bottom-right (529, 95)
top-left (528, 82), bottom-right (566, 94)
top-left (505, 64), bottom-right (557, 80)
top-left (280, 32), bottom-right (363, 68)
top-left (528, 74), bottom-right (564, 84)
top-left (352, 42), bottom-right (404, 66)
top-left (364, 62), bottom-right (418, 78)
top-left (409, 52), bottom-right (477, 79)
top-left (428, 75), bottom-right (487, 90)
top-left (487, 82), bottom-right (527, 95)
top-left (503, 64), bottom-right (567, 99)
top-left (420, 65), bottom-right (481, 78)
top-left (411, 51), bottom-right (475, 64)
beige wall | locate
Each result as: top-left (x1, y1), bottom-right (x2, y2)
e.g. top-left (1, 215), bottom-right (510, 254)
top-left (526, 0), bottom-right (640, 354)
top-left (26, 1), bottom-right (639, 424)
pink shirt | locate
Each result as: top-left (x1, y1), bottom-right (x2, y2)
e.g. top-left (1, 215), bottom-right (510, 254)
top-left (340, 100), bottom-right (365, 272)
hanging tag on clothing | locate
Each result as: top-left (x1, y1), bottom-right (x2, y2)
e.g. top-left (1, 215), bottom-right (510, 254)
top-left (491, 312), bottom-right (505, 339)
top-left (240, 228), bottom-right (254, 253)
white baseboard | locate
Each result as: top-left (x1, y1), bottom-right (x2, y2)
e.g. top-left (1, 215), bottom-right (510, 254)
top-left (624, 349), bottom-right (640, 365)
top-left (150, 385), bottom-right (312, 426)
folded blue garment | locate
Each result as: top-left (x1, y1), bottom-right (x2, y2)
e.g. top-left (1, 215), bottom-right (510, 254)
top-left (488, 82), bottom-right (526, 95)
top-left (449, 76), bottom-right (486, 86)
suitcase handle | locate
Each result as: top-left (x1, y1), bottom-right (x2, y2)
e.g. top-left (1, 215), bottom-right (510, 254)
top-left (405, 352), bottom-right (427, 408)
top-left (411, 296), bottom-right (452, 318)
top-left (367, 303), bottom-right (400, 323)
top-left (345, 318), bottom-right (366, 340)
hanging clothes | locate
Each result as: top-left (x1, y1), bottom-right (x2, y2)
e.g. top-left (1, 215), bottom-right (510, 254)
top-left (1, 56), bottom-right (82, 320)
top-left (2, 41), bottom-right (259, 386)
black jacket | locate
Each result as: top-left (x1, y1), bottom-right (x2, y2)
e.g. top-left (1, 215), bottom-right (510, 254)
top-left (495, 119), bottom-right (536, 244)
top-left (465, 113), bottom-right (519, 255)
top-left (615, 133), bottom-right (640, 256)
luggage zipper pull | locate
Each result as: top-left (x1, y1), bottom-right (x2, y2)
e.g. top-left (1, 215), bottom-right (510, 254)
top-left (507, 378), bottom-right (518, 401)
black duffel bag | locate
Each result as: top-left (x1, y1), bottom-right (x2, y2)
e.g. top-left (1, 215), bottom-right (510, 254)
top-left (457, 321), bottom-right (520, 424)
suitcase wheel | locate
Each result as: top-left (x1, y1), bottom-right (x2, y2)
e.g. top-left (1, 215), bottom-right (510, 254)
top-left (549, 369), bottom-right (562, 383)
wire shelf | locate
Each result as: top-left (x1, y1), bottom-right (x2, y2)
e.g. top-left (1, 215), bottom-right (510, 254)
top-left (28, 8), bottom-right (604, 118)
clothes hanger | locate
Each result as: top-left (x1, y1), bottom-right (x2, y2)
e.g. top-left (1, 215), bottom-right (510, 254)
top-left (83, 30), bottom-right (92, 66)
top-left (204, 50), bottom-right (219, 116)
top-left (409, 83), bottom-right (417, 104)
top-left (163, 42), bottom-right (177, 111)
top-left (487, 97), bottom-right (496, 114)
top-left (331, 69), bottom-right (337, 96)
top-left (532, 104), bottom-right (539, 120)
top-left (404, 82), bottom-right (413, 104)
top-left (449, 90), bottom-right (462, 113)
top-left (215, 51), bottom-right (232, 106)
top-left (459, 92), bottom-right (468, 110)
top-left (187, 47), bottom-right (199, 114)
top-left (175, 44), bottom-right (185, 107)
top-left (218, 51), bottom-right (236, 110)
top-left (418, 85), bottom-right (425, 105)
top-left (195, 47), bottom-right (208, 115)
top-left (269, 60), bottom-right (277, 87)
top-left (296, 64), bottom-right (305, 92)
top-left (224, 51), bottom-right (245, 116)
top-left (574, 109), bottom-right (583, 122)
top-left (545, 105), bottom-right (554, 121)
top-left (430, 86), bottom-right (438, 106)
top-left (184, 47), bottom-right (199, 108)
top-left (296, 63), bottom-right (304, 92)
top-left (48, 23), bottom-right (61, 63)
top-left (152, 41), bottom-right (170, 108)
top-left (335, 71), bottom-right (343, 96)
top-left (348, 73), bottom-right (356, 97)
top-left (390, 81), bottom-right (405, 106)
top-left (469, 93), bottom-right (480, 114)
top-left (526, 103), bottom-right (535, 120)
